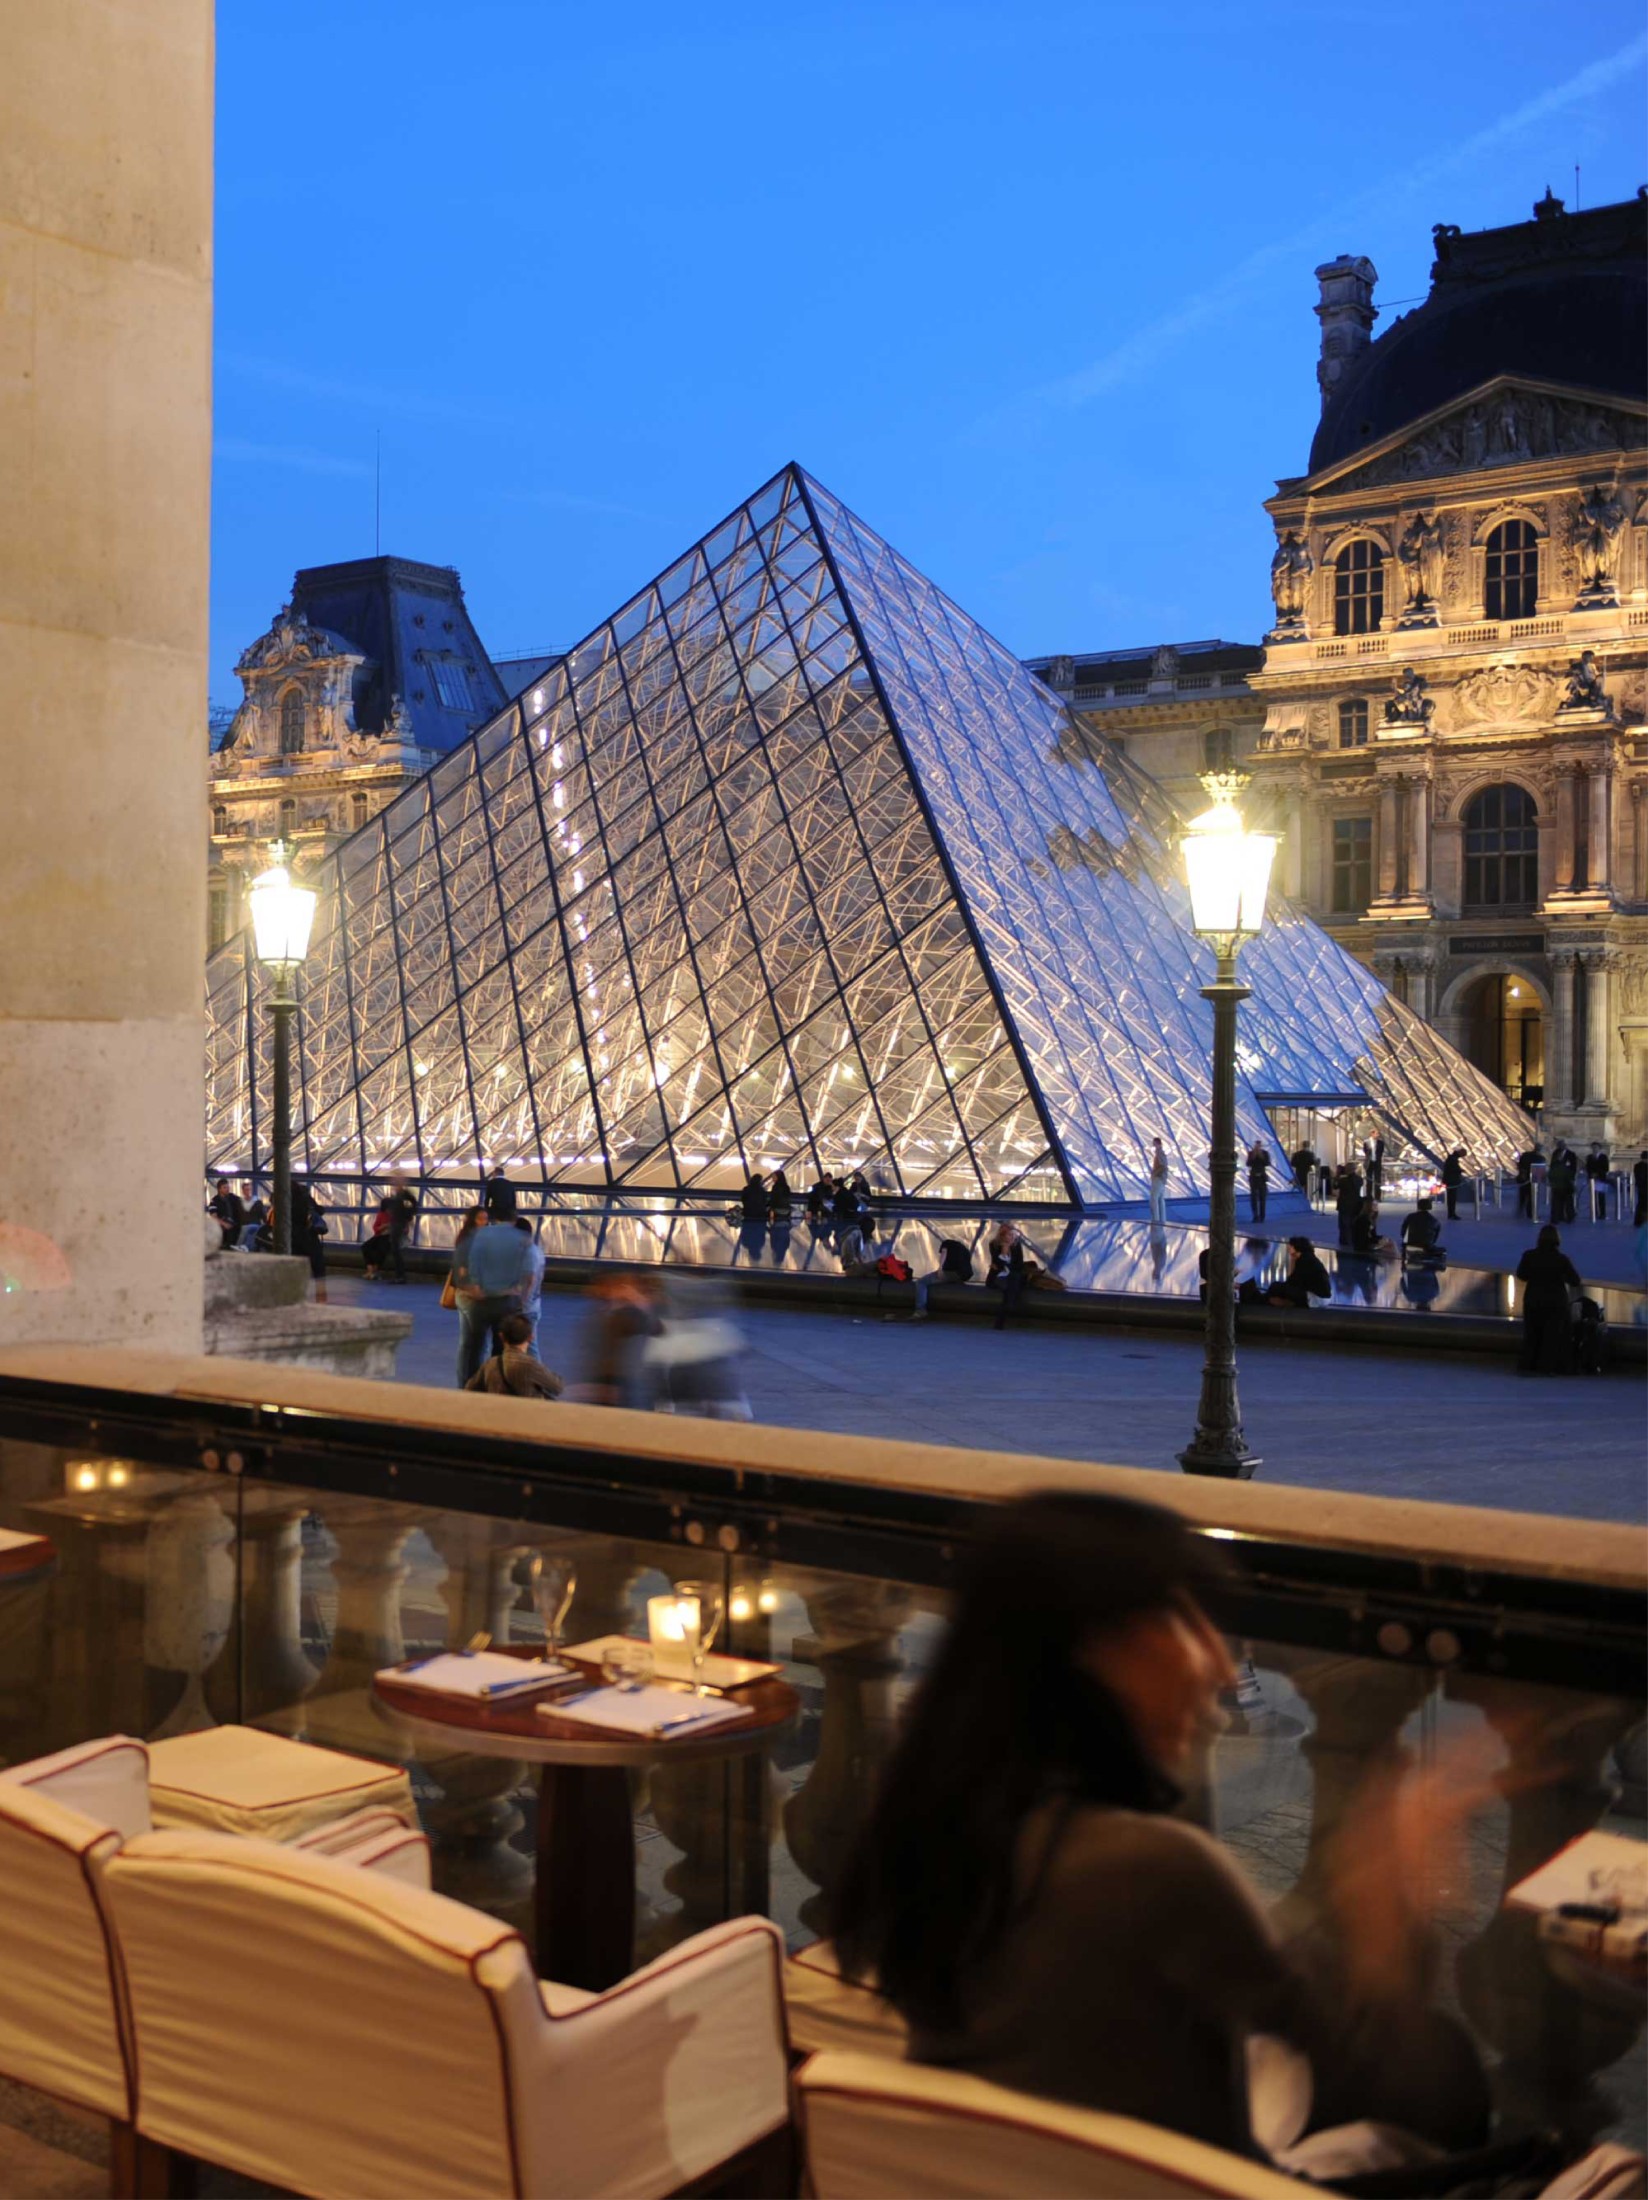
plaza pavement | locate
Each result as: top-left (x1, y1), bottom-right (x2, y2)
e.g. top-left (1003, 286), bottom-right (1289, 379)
top-left (1277, 1194), bottom-right (1648, 1290)
top-left (330, 1272), bottom-right (1646, 1526)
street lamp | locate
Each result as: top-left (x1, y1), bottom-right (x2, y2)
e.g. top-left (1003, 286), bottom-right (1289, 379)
top-left (248, 840), bottom-right (316, 1257)
top-left (1178, 772), bottom-right (1277, 1480)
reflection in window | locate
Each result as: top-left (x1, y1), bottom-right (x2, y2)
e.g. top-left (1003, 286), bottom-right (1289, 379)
top-left (279, 688), bottom-right (305, 755)
top-left (1484, 520), bottom-right (1538, 622)
top-left (430, 658), bottom-right (474, 711)
top-left (1464, 784), bottom-right (1538, 909)
top-left (1332, 816), bottom-right (1372, 913)
top-left (1337, 699), bottom-right (1369, 749)
top-left (1333, 541), bottom-right (1383, 636)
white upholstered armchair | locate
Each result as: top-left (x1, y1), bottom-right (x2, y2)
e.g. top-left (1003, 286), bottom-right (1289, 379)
top-left (0, 1734), bottom-right (429, 2141)
top-left (796, 2052), bottom-right (1305, 2200)
top-left (103, 1828), bottom-right (792, 2200)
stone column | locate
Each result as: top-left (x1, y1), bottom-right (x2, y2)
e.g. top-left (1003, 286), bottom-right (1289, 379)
top-left (1553, 770), bottom-right (1576, 894)
top-left (1408, 777), bottom-right (1429, 903)
top-left (1285, 789), bottom-right (1305, 900)
top-left (1581, 950), bottom-right (1613, 1110)
top-left (1588, 769), bottom-right (1611, 897)
top-left (1376, 780), bottom-right (1400, 900)
top-left (1548, 950), bottom-right (1576, 1112)
top-left (1633, 781), bottom-right (1647, 905)
top-left (0, 2), bottom-right (212, 1352)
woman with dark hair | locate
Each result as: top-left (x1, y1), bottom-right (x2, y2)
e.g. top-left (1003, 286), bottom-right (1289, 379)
top-left (832, 1491), bottom-right (1489, 2165)
top-left (1514, 1224), bottom-right (1581, 1375)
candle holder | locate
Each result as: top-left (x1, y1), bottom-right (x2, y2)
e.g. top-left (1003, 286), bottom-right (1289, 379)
top-left (647, 1591), bottom-right (700, 1680)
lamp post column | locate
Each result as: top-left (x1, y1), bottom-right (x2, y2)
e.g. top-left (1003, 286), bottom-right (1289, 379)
top-left (1179, 951), bottom-right (1261, 1480)
top-left (270, 966), bottom-right (296, 1257)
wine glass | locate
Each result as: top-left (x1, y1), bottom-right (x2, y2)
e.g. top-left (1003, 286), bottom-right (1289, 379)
top-left (601, 1641), bottom-right (653, 1692)
top-left (529, 1551), bottom-right (577, 1663)
top-left (673, 1579), bottom-right (724, 1696)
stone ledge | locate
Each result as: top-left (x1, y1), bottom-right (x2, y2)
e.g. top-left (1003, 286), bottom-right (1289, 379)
top-left (203, 1304), bottom-right (413, 1381)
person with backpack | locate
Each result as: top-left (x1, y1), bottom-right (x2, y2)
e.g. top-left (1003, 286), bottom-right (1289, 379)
top-left (464, 1311), bottom-right (563, 1399)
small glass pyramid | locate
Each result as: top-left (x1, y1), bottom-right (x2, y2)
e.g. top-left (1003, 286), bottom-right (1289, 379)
top-left (204, 465), bottom-right (1531, 1208)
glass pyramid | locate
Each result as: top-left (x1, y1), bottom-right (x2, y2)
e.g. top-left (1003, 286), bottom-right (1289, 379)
top-left (204, 465), bottom-right (1531, 1209)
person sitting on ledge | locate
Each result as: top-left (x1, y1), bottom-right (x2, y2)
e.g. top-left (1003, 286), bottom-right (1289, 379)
top-left (831, 1492), bottom-right (1494, 2170)
top-left (1399, 1197), bottom-right (1444, 1263)
top-left (1267, 1237), bottom-right (1332, 1307)
top-left (463, 1311), bottom-right (563, 1399)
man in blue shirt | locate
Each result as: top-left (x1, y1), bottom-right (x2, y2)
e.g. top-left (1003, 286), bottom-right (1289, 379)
top-left (455, 1217), bottom-right (533, 1388)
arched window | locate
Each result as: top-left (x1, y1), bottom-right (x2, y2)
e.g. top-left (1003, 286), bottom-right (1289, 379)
top-left (278, 797), bottom-right (297, 842)
top-left (211, 803), bottom-right (228, 837)
top-left (1333, 540), bottom-right (1384, 635)
top-left (1463, 784), bottom-right (1538, 910)
top-left (279, 688), bottom-right (305, 755)
top-left (1337, 699), bottom-right (1369, 748)
top-left (1484, 519), bottom-right (1539, 621)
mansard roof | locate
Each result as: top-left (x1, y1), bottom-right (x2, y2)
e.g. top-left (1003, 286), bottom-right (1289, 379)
top-left (1309, 192), bottom-right (1647, 475)
top-left (289, 554), bottom-right (507, 752)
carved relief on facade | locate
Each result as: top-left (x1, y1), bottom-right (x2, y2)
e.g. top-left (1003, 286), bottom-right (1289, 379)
top-left (1332, 390), bottom-right (1645, 492)
top-left (1451, 662), bottom-right (1557, 726)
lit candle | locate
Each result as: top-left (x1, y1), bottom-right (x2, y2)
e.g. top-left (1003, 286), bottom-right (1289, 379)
top-left (647, 1593), bottom-right (700, 1679)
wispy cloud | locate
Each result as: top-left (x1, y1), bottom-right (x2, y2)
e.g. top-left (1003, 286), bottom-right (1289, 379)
top-left (979, 34), bottom-right (1648, 428)
top-left (219, 350), bottom-right (506, 430)
top-left (498, 485), bottom-right (666, 525)
top-left (215, 436), bottom-right (372, 478)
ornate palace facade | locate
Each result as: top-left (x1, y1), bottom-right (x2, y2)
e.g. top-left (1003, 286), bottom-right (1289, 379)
top-left (1035, 191), bottom-right (1648, 1150)
top-left (208, 556), bottom-right (506, 948)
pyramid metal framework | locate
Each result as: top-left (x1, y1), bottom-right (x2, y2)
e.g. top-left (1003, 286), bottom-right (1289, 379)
top-left (204, 466), bottom-right (1531, 1209)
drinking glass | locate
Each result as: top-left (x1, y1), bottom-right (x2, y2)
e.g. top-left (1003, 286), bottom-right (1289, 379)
top-left (601, 1641), bottom-right (653, 1692)
top-left (529, 1552), bottom-right (577, 1661)
top-left (673, 1579), bottom-right (724, 1696)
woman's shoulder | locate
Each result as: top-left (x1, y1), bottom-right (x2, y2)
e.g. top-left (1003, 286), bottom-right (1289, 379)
top-left (1040, 1804), bottom-right (1241, 1895)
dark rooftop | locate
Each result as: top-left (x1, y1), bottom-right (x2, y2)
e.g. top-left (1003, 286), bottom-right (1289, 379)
top-left (1309, 190), bottom-right (1648, 475)
top-left (289, 554), bottom-right (507, 752)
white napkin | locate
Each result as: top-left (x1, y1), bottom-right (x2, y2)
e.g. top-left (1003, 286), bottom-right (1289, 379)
top-left (0, 1528), bottom-right (45, 1554)
top-left (544, 1684), bottom-right (755, 1738)
top-left (381, 1651), bottom-right (571, 1701)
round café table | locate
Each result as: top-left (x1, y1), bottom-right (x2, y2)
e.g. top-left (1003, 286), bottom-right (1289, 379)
top-left (373, 1652), bottom-right (799, 1991)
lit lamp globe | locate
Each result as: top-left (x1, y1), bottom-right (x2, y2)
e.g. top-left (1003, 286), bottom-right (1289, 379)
top-left (248, 844), bottom-right (317, 971)
top-left (1181, 774), bottom-right (1277, 950)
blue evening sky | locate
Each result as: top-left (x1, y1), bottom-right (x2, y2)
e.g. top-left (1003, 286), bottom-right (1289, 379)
top-left (211, 1), bottom-right (1647, 705)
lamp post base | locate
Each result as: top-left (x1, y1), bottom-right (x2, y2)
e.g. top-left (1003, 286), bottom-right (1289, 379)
top-left (1177, 1434), bottom-right (1262, 1481)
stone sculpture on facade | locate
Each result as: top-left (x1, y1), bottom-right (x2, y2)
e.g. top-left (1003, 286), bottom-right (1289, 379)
top-left (1573, 482), bottom-right (1627, 606)
top-left (1557, 648), bottom-right (1614, 717)
top-left (1045, 655), bottom-right (1075, 690)
top-left (1383, 666), bottom-right (1435, 728)
top-left (1268, 531), bottom-right (1312, 637)
top-left (1395, 512), bottom-right (1444, 625)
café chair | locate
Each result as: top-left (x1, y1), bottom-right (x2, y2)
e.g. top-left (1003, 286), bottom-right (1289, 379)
top-left (0, 1737), bottom-right (429, 2191)
top-left (103, 1828), bottom-right (793, 2200)
top-left (784, 1940), bottom-right (908, 2060)
top-left (795, 2051), bottom-right (1304, 2200)
top-left (145, 1721), bottom-right (416, 1842)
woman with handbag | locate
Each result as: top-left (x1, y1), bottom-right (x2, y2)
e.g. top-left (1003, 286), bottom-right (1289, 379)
top-left (441, 1207), bottom-right (484, 1313)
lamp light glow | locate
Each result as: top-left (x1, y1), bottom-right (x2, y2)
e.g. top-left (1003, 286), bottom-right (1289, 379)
top-left (248, 842), bottom-right (317, 969)
top-left (1180, 773), bottom-right (1277, 946)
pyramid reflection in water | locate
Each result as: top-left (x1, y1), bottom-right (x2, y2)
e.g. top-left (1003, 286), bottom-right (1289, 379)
top-left (204, 466), bottom-right (1530, 1209)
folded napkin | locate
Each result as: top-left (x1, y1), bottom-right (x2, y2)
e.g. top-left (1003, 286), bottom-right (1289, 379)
top-left (0, 1528), bottom-right (46, 1554)
top-left (382, 1650), bottom-right (571, 1701)
top-left (543, 1684), bottom-right (756, 1739)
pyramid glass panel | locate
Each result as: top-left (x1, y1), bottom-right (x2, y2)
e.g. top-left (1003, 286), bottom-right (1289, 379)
top-left (204, 466), bottom-right (1532, 1209)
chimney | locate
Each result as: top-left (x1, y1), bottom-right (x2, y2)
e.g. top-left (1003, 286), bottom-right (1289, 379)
top-left (1313, 255), bottom-right (1378, 412)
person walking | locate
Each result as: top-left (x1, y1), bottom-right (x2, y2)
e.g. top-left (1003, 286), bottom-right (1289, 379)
top-left (1547, 1141), bottom-right (1578, 1227)
top-left (1585, 1143), bottom-right (1611, 1221)
top-left (1634, 1149), bottom-right (1648, 1228)
top-left (1514, 1225), bottom-right (1582, 1375)
top-left (577, 1273), bottom-right (663, 1409)
top-left (483, 1166), bottom-right (518, 1221)
top-left (1334, 1162), bottom-right (1363, 1247)
top-left (1147, 1139), bottom-right (1168, 1227)
top-left (383, 1176), bottom-right (419, 1281)
top-left (1245, 1140), bottom-right (1271, 1225)
top-left (1515, 1144), bottom-right (1542, 1220)
top-left (453, 1209), bottom-right (533, 1388)
top-left (1440, 1149), bottom-right (1466, 1222)
top-left (1362, 1134), bottom-right (1385, 1199)
top-left (289, 1175), bottom-right (329, 1302)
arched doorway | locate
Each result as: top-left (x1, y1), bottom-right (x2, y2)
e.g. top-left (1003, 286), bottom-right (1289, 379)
top-left (1457, 970), bottom-right (1544, 1109)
